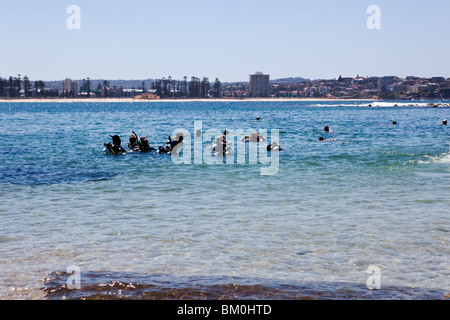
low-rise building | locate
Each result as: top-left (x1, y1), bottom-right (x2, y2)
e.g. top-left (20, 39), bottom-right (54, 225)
top-left (133, 92), bottom-right (160, 100)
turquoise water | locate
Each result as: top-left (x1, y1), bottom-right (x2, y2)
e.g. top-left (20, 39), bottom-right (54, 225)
top-left (0, 100), bottom-right (449, 299)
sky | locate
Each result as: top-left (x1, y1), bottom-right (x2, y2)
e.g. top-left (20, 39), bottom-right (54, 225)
top-left (1, 0), bottom-right (450, 82)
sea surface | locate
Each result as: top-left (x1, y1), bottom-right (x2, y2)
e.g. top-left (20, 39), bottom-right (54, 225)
top-left (0, 100), bottom-right (449, 300)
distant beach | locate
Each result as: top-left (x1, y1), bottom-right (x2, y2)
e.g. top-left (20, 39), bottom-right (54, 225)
top-left (0, 97), bottom-right (377, 103)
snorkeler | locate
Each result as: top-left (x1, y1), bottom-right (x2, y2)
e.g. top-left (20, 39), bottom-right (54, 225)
top-left (128, 134), bottom-right (140, 152)
top-left (104, 135), bottom-right (127, 155)
top-left (158, 133), bottom-right (184, 154)
top-left (169, 133), bottom-right (184, 150)
top-left (169, 135), bottom-right (184, 155)
top-left (171, 135), bottom-right (183, 150)
top-left (128, 131), bottom-right (155, 152)
top-left (216, 134), bottom-right (228, 155)
top-left (138, 136), bottom-right (155, 152)
top-left (318, 137), bottom-right (337, 142)
top-left (241, 132), bottom-right (266, 142)
top-left (267, 141), bottom-right (282, 151)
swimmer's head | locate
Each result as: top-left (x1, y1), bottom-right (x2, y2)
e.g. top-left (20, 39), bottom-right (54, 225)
top-left (443, 119), bottom-right (448, 125)
top-left (318, 137), bottom-right (325, 141)
top-left (324, 125), bottom-right (330, 132)
top-left (129, 134), bottom-right (137, 143)
top-left (110, 135), bottom-right (121, 145)
top-left (392, 121), bottom-right (397, 125)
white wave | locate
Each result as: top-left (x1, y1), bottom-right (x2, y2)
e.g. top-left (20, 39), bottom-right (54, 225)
top-left (308, 102), bottom-right (450, 108)
top-left (361, 102), bottom-right (431, 108)
top-left (419, 152), bottom-right (450, 164)
top-left (437, 153), bottom-right (450, 163)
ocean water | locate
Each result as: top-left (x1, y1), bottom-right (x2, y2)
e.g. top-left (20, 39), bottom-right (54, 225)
top-left (0, 100), bottom-right (449, 300)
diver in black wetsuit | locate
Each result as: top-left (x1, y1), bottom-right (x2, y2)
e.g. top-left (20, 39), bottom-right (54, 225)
top-left (129, 131), bottom-right (155, 152)
top-left (138, 136), bottom-right (155, 152)
top-left (104, 135), bottom-right (127, 154)
top-left (128, 134), bottom-right (140, 152)
top-left (158, 134), bottom-right (184, 154)
top-left (170, 135), bottom-right (184, 154)
top-left (267, 141), bottom-right (282, 151)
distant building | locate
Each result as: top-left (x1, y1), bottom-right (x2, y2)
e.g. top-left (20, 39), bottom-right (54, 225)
top-left (133, 92), bottom-right (160, 100)
top-left (431, 77), bottom-right (446, 83)
top-left (378, 76), bottom-right (397, 92)
top-left (61, 78), bottom-right (78, 97)
top-left (411, 84), bottom-right (430, 93)
top-left (249, 72), bottom-right (270, 97)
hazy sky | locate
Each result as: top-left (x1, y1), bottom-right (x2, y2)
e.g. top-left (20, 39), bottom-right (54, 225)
top-left (1, 0), bottom-right (449, 82)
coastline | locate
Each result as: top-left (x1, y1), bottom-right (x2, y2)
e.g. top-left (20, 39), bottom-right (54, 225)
top-left (0, 97), bottom-right (378, 103)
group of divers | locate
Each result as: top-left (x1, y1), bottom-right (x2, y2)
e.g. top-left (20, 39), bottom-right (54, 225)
top-left (103, 118), bottom-right (448, 155)
top-left (103, 127), bottom-right (282, 156)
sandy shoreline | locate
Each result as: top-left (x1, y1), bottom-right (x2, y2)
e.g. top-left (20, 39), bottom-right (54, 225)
top-left (0, 97), bottom-right (377, 103)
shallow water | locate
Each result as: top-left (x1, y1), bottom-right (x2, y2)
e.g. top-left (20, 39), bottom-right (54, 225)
top-left (0, 100), bottom-right (449, 299)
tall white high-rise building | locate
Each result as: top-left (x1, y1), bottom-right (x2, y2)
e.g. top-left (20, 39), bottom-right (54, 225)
top-left (61, 78), bottom-right (78, 96)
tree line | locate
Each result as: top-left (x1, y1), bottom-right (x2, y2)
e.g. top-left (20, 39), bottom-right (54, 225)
top-left (151, 76), bottom-right (221, 99)
top-left (0, 74), bottom-right (223, 99)
top-left (0, 74), bottom-right (57, 98)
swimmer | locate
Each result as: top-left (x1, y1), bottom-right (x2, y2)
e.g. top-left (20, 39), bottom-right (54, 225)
top-left (443, 119), bottom-right (447, 125)
top-left (215, 134), bottom-right (228, 155)
top-left (129, 131), bottom-right (155, 152)
top-left (318, 137), bottom-right (337, 142)
top-left (158, 133), bottom-right (184, 154)
top-left (241, 132), bottom-right (266, 142)
top-left (169, 134), bottom-right (184, 150)
top-left (104, 135), bottom-right (127, 155)
top-left (136, 136), bottom-right (154, 152)
top-left (267, 141), bottom-right (282, 151)
top-left (392, 121), bottom-right (397, 125)
top-left (324, 125), bottom-right (330, 132)
top-left (128, 134), bottom-right (139, 151)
